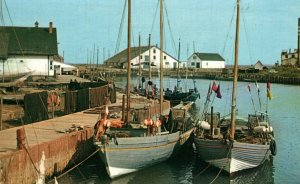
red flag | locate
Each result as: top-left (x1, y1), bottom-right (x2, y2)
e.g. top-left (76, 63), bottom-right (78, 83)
top-left (216, 84), bottom-right (222, 98)
top-left (212, 81), bottom-right (218, 92)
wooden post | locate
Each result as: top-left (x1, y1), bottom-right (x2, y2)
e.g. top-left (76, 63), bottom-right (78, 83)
top-left (17, 128), bottom-right (26, 150)
top-left (210, 106), bottom-right (213, 137)
top-left (122, 94), bottom-right (125, 121)
top-left (0, 97), bottom-right (2, 131)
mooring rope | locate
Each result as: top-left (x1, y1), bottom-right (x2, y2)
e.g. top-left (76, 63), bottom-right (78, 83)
top-left (46, 148), bottom-right (101, 184)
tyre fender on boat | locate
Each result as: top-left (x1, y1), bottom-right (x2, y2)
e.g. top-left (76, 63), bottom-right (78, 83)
top-left (270, 139), bottom-right (277, 156)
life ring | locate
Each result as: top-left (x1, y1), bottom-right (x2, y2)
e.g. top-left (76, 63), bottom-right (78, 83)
top-left (144, 119), bottom-right (153, 126)
top-left (270, 139), bottom-right (277, 156)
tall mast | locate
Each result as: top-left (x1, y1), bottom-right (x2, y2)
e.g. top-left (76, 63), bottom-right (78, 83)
top-left (126, 0), bottom-right (131, 123)
top-left (230, 0), bottom-right (240, 140)
top-left (177, 39), bottom-right (181, 88)
top-left (139, 33), bottom-right (141, 79)
top-left (159, 0), bottom-right (164, 114)
top-left (148, 34), bottom-right (151, 80)
top-left (297, 18), bottom-right (300, 66)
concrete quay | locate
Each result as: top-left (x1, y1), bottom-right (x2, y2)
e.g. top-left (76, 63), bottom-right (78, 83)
top-left (0, 92), bottom-right (170, 183)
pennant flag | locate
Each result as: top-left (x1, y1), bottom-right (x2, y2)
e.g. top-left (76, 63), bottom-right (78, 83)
top-left (216, 84), bottom-right (222, 99)
top-left (255, 81), bottom-right (262, 109)
top-left (255, 81), bottom-right (260, 93)
top-left (212, 81), bottom-right (218, 92)
top-left (267, 82), bottom-right (272, 100)
top-left (247, 84), bottom-right (251, 92)
top-left (206, 83), bottom-right (212, 101)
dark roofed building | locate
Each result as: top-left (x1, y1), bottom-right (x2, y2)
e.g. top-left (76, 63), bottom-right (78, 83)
top-left (0, 22), bottom-right (71, 77)
top-left (0, 24), bottom-right (58, 58)
top-left (104, 46), bottom-right (179, 69)
top-left (188, 52), bottom-right (225, 68)
top-left (104, 46), bottom-right (149, 68)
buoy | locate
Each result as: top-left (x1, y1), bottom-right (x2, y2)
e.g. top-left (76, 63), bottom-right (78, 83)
top-left (198, 121), bottom-right (210, 130)
top-left (144, 119), bottom-right (153, 126)
top-left (253, 126), bottom-right (266, 133)
top-left (270, 139), bottom-right (277, 156)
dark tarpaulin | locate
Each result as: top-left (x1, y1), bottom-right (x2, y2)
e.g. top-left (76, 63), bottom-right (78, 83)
top-left (65, 91), bottom-right (77, 114)
top-left (109, 83), bottom-right (117, 103)
top-left (24, 91), bottom-right (49, 123)
top-left (76, 88), bottom-right (89, 112)
top-left (90, 86), bottom-right (108, 108)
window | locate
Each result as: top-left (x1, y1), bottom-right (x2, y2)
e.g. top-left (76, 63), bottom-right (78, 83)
top-left (292, 54), bottom-right (295, 58)
top-left (145, 55), bottom-right (149, 61)
top-left (153, 49), bottom-right (156, 53)
top-left (153, 56), bottom-right (156, 60)
top-left (20, 60), bottom-right (23, 63)
top-left (191, 62), bottom-right (195, 66)
top-left (285, 54), bottom-right (288, 58)
top-left (193, 55), bottom-right (197, 60)
top-left (140, 55), bottom-right (143, 59)
top-left (164, 56), bottom-right (166, 60)
top-left (206, 62), bottom-right (208, 66)
top-left (165, 62), bottom-right (169, 65)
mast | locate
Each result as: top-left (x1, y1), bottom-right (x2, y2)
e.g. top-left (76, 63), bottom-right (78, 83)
top-left (126, 0), bottom-right (131, 123)
top-left (297, 18), bottom-right (300, 66)
top-left (148, 34), bottom-right (151, 80)
top-left (177, 39), bottom-right (181, 88)
top-left (138, 33), bottom-right (141, 79)
top-left (159, 0), bottom-right (164, 114)
top-left (230, 0), bottom-right (240, 140)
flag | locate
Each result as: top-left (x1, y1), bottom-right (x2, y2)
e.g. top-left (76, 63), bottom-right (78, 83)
top-left (247, 84), bottom-right (251, 92)
top-left (206, 83), bottom-right (212, 101)
top-left (255, 81), bottom-right (262, 109)
top-left (267, 82), bottom-right (272, 100)
top-left (255, 81), bottom-right (260, 93)
top-left (216, 84), bottom-right (222, 99)
top-left (212, 81), bottom-right (218, 92)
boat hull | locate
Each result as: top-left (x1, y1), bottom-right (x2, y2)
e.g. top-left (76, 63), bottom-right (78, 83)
top-left (194, 138), bottom-right (270, 173)
top-left (164, 91), bottom-right (200, 106)
top-left (94, 130), bottom-right (180, 179)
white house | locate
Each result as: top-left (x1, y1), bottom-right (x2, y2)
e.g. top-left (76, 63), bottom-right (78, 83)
top-left (254, 60), bottom-right (264, 70)
top-left (187, 53), bottom-right (225, 69)
top-left (104, 46), bottom-right (179, 69)
top-left (0, 22), bottom-right (77, 80)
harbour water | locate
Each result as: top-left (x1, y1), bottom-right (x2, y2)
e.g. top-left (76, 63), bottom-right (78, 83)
top-left (56, 78), bottom-right (300, 183)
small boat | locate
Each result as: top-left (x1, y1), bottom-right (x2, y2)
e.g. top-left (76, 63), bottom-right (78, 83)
top-left (93, 0), bottom-right (195, 179)
top-left (163, 40), bottom-right (200, 106)
top-left (194, 0), bottom-right (276, 174)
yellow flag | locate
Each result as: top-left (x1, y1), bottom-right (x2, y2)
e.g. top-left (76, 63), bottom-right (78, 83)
top-left (267, 90), bottom-right (272, 100)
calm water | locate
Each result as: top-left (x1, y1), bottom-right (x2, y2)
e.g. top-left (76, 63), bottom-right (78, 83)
top-left (57, 78), bottom-right (300, 184)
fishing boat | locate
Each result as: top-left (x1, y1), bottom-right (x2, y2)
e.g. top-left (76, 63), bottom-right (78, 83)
top-left (163, 40), bottom-right (200, 106)
top-left (93, 0), bottom-right (195, 179)
top-left (194, 0), bottom-right (276, 174)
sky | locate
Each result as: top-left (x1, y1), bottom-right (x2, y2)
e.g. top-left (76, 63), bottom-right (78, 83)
top-left (1, 0), bottom-right (299, 65)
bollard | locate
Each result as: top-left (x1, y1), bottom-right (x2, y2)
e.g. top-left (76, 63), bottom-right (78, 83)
top-left (17, 128), bottom-right (26, 150)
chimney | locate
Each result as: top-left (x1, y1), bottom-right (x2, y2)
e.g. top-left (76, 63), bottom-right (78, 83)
top-left (298, 18), bottom-right (300, 66)
top-left (49, 22), bottom-right (53, 34)
top-left (34, 21), bottom-right (39, 28)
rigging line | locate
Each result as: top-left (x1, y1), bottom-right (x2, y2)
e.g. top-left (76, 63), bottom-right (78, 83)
top-left (241, 11), bottom-right (254, 64)
top-left (221, 3), bottom-right (236, 56)
top-left (0, 0), bottom-right (5, 25)
top-left (163, 0), bottom-right (177, 57)
top-left (46, 148), bottom-right (101, 183)
top-left (150, 0), bottom-right (159, 34)
top-left (4, 0), bottom-right (25, 58)
top-left (115, 0), bottom-right (127, 54)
